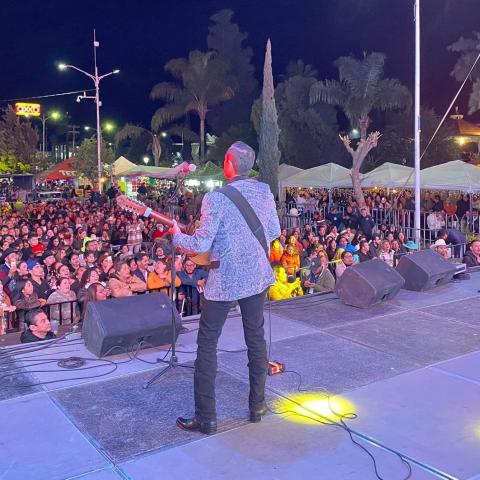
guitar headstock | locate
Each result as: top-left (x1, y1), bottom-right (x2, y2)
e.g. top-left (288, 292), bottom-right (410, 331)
top-left (116, 195), bottom-right (147, 216)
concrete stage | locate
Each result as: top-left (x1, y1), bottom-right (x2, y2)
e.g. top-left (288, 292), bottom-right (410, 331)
top-left (2, 272), bottom-right (480, 480)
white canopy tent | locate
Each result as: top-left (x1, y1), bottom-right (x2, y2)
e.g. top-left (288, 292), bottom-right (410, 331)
top-left (420, 160), bottom-right (480, 192)
top-left (361, 162), bottom-right (414, 189)
top-left (278, 164), bottom-right (303, 200)
top-left (282, 163), bottom-right (352, 189)
top-left (111, 156), bottom-right (137, 176)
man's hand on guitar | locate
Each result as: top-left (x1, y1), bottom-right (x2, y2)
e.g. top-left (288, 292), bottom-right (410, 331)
top-left (167, 220), bottom-right (181, 235)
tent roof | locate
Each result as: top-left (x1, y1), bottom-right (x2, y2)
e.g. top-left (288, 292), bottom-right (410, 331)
top-left (420, 160), bottom-right (480, 192)
top-left (361, 162), bottom-right (414, 188)
top-left (38, 158), bottom-right (76, 181)
top-left (112, 156), bottom-right (137, 176)
top-left (279, 163), bottom-right (303, 182)
top-left (282, 163), bottom-right (351, 188)
top-left (120, 165), bottom-right (177, 179)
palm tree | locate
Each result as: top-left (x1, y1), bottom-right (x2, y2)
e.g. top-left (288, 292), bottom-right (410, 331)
top-left (115, 124), bottom-right (198, 166)
top-left (150, 50), bottom-right (235, 163)
top-left (310, 52), bottom-right (411, 207)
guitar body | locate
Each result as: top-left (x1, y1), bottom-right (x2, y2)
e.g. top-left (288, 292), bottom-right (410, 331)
top-left (116, 195), bottom-right (211, 266)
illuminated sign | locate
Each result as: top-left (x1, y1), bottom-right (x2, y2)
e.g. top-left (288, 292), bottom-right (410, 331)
top-left (15, 102), bottom-right (41, 117)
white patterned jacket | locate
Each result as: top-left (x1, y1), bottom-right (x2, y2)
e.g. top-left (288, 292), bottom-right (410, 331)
top-left (173, 179), bottom-right (281, 301)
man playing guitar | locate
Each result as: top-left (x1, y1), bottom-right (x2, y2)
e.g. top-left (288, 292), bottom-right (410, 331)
top-left (169, 141), bottom-right (281, 434)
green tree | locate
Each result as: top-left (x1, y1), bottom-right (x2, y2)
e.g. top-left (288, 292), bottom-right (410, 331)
top-left (150, 50), bottom-right (235, 164)
top-left (310, 52), bottom-right (411, 207)
top-left (115, 124), bottom-right (163, 166)
top-left (207, 9), bottom-right (258, 134)
top-left (0, 105), bottom-right (38, 172)
top-left (448, 32), bottom-right (480, 113)
top-left (256, 39), bottom-right (281, 197)
top-left (74, 137), bottom-right (115, 183)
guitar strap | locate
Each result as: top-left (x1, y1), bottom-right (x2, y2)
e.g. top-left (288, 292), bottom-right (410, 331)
top-left (217, 185), bottom-right (269, 260)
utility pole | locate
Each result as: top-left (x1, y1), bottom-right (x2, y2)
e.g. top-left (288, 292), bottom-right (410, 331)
top-left (414, 0), bottom-right (421, 246)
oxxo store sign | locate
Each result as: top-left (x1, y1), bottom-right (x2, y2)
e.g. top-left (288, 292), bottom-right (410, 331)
top-left (15, 102), bottom-right (41, 117)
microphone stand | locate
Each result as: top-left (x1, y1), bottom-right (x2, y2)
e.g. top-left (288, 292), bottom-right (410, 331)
top-left (143, 172), bottom-right (193, 389)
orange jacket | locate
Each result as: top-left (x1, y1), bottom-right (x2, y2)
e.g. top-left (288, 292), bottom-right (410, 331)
top-left (147, 271), bottom-right (181, 290)
top-left (281, 252), bottom-right (300, 275)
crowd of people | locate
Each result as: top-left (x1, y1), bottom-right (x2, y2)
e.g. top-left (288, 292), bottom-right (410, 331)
top-left (0, 182), bottom-right (479, 343)
top-left (267, 200), bottom-right (480, 300)
top-left (0, 189), bottom-right (210, 342)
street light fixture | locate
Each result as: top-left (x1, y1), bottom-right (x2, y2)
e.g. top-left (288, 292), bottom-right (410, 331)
top-left (143, 156), bottom-right (150, 165)
top-left (57, 30), bottom-right (119, 191)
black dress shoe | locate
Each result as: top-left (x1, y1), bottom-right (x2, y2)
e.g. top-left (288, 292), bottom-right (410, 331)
top-left (249, 405), bottom-right (268, 423)
top-left (176, 416), bottom-right (217, 435)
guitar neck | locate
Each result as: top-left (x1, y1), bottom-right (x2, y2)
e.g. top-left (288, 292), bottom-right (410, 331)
top-left (147, 209), bottom-right (187, 233)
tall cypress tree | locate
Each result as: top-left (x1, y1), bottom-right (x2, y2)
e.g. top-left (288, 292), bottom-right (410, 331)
top-left (258, 39), bottom-right (280, 198)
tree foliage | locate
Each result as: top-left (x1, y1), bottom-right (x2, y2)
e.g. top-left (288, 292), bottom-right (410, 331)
top-left (448, 32), bottom-right (480, 113)
top-left (257, 39), bottom-right (281, 197)
top-left (0, 105), bottom-right (38, 172)
top-left (74, 137), bottom-right (115, 183)
top-left (150, 50), bottom-right (235, 163)
top-left (310, 52), bottom-right (411, 207)
top-left (206, 9), bottom-right (258, 135)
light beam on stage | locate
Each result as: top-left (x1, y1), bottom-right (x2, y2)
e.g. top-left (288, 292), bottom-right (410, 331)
top-left (276, 392), bottom-right (356, 425)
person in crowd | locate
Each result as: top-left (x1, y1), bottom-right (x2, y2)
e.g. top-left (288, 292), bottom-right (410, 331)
top-left (427, 210), bottom-right (445, 236)
top-left (456, 194), bottom-right (470, 219)
top-left (147, 259), bottom-right (181, 291)
top-left (0, 248), bottom-right (18, 296)
top-left (356, 207), bottom-right (375, 240)
top-left (303, 253), bottom-right (335, 294)
top-left (97, 253), bottom-right (114, 282)
top-left (127, 215), bottom-right (143, 254)
top-left (357, 240), bottom-right (374, 263)
top-left (269, 239), bottom-right (284, 263)
top-left (47, 277), bottom-right (80, 325)
top-left (0, 282), bottom-right (16, 335)
top-left (280, 243), bottom-right (300, 277)
top-left (20, 308), bottom-right (55, 343)
top-left (177, 258), bottom-right (208, 315)
top-left (133, 253), bottom-right (151, 283)
top-left (326, 206), bottom-right (344, 230)
top-left (108, 261), bottom-right (146, 297)
top-left (269, 265), bottom-right (303, 300)
top-left (369, 234), bottom-right (382, 257)
top-left (463, 239), bottom-right (480, 268)
top-left (29, 262), bottom-right (52, 300)
top-left (335, 250), bottom-right (355, 279)
top-left (13, 279), bottom-right (46, 330)
top-left (391, 239), bottom-right (406, 266)
top-left (325, 237), bottom-right (337, 261)
top-left (377, 240), bottom-right (395, 267)
top-left (431, 239), bottom-right (450, 259)
top-left (77, 268), bottom-right (102, 302)
top-left (82, 282), bottom-right (110, 318)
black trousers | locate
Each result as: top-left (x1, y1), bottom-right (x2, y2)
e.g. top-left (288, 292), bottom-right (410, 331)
top-left (194, 289), bottom-right (268, 422)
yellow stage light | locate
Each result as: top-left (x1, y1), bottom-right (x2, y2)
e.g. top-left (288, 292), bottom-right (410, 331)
top-left (275, 392), bottom-right (356, 425)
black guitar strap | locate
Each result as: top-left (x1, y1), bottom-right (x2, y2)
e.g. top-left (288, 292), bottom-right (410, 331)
top-left (217, 185), bottom-right (269, 260)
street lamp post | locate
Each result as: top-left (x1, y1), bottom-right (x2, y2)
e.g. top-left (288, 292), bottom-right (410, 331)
top-left (58, 30), bottom-right (119, 191)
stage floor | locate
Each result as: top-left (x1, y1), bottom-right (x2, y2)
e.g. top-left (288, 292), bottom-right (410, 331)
top-left (2, 272), bottom-right (480, 480)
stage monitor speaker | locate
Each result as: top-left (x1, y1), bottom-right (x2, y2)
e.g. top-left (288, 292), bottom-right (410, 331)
top-left (334, 259), bottom-right (405, 308)
top-left (396, 249), bottom-right (457, 291)
top-left (82, 292), bottom-right (181, 357)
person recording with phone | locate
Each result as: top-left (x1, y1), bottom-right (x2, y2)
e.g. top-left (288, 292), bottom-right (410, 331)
top-left (303, 252), bottom-right (335, 294)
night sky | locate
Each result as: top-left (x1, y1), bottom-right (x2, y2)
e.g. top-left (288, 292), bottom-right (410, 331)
top-left (1, 0), bottom-right (479, 131)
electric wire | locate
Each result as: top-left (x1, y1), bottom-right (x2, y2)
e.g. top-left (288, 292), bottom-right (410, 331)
top-left (0, 89), bottom-right (96, 103)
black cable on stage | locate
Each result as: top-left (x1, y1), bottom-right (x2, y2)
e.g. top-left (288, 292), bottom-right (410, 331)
top-left (263, 302), bottom-right (413, 480)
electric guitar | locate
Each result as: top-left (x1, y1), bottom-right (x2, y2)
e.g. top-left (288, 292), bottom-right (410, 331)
top-left (116, 195), bottom-right (211, 266)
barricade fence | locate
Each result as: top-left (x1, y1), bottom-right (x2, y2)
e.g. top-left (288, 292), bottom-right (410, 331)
top-left (5, 284), bottom-right (202, 334)
top-left (279, 202), bottom-right (479, 248)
